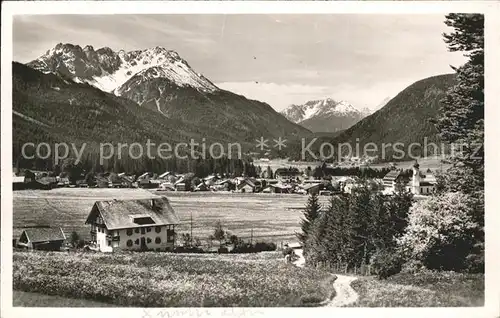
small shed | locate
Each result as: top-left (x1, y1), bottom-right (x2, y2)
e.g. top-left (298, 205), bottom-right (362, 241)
top-left (17, 227), bottom-right (66, 251)
top-left (236, 179), bottom-right (255, 193)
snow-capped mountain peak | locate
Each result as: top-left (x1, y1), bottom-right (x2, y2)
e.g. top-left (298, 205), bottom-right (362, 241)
top-left (281, 98), bottom-right (360, 123)
top-left (28, 43), bottom-right (218, 94)
top-left (280, 98), bottom-right (366, 133)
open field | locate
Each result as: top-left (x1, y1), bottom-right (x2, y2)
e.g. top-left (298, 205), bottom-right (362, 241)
top-left (13, 188), bottom-right (332, 243)
top-left (348, 271), bottom-right (484, 307)
top-left (13, 250), bottom-right (335, 307)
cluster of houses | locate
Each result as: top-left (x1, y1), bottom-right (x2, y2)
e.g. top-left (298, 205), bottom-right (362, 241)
top-left (13, 161), bottom-right (437, 196)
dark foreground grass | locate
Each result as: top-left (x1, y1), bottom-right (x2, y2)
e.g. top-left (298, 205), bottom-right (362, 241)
top-left (13, 251), bottom-right (335, 307)
top-left (350, 271), bottom-right (484, 307)
top-left (13, 290), bottom-right (117, 307)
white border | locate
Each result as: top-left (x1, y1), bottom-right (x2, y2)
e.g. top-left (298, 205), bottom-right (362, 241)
top-left (2, 2), bottom-right (500, 318)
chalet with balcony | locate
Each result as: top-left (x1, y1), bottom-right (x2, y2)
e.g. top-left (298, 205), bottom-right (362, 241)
top-left (85, 197), bottom-right (180, 252)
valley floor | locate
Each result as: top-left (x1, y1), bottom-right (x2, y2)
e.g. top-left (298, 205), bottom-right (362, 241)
top-left (13, 188), bottom-right (332, 245)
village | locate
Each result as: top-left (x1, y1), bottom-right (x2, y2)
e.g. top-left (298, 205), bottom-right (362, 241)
top-left (13, 158), bottom-right (437, 196)
top-left (13, 160), bottom-right (437, 253)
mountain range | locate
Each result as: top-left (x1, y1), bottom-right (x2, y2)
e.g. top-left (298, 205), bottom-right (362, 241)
top-left (14, 42), bottom-right (456, 165)
top-left (280, 98), bottom-right (368, 133)
top-left (17, 44), bottom-right (309, 153)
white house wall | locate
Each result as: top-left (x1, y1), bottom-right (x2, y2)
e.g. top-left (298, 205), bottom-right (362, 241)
top-left (115, 226), bottom-right (174, 251)
top-left (94, 224), bottom-right (175, 252)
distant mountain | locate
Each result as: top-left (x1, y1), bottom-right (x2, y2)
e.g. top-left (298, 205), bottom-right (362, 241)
top-left (327, 74), bottom-right (456, 159)
top-left (374, 96), bottom-right (392, 112)
top-left (24, 44), bottom-right (309, 145)
top-left (280, 98), bottom-right (364, 133)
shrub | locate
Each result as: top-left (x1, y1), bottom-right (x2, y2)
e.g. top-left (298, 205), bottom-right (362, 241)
top-left (173, 246), bottom-right (205, 254)
top-left (400, 259), bottom-right (425, 274)
top-left (370, 248), bottom-right (403, 279)
top-left (218, 247), bottom-right (229, 254)
top-left (254, 242), bottom-right (276, 252)
top-left (398, 192), bottom-right (481, 272)
top-left (231, 241), bottom-right (276, 254)
top-left (464, 245), bottom-right (484, 273)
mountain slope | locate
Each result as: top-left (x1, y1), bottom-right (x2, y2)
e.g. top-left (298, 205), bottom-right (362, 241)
top-left (12, 62), bottom-right (218, 149)
top-left (329, 74), bottom-right (456, 159)
top-left (27, 44), bottom-right (310, 144)
top-left (281, 98), bottom-right (364, 133)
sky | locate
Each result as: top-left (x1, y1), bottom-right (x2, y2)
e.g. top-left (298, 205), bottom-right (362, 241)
top-left (13, 14), bottom-right (466, 111)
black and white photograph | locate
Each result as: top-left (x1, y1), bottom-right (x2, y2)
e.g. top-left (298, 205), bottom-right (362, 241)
top-left (1, 1), bottom-right (498, 316)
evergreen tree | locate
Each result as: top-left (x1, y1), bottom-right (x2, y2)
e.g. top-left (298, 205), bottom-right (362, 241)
top-left (434, 14), bottom-right (484, 271)
top-left (297, 193), bottom-right (321, 247)
top-left (436, 13), bottom-right (484, 196)
top-left (266, 165), bottom-right (273, 179)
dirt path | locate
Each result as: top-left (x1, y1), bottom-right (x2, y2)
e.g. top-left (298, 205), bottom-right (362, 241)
top-left (292, 249), bottom-right (359, 307)
top-left (327, 274), bottom-right (359, 307)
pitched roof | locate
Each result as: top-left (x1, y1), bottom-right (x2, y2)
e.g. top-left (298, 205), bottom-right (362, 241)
top-left (303, 183), bottom-right (321, 190)
top-left (21, 227), bottom-right (66, 242)
top-left (13, 176), bottom-right (25, 183)
top-left (216, 179), bottom-right (234, 185)
top-left (383, 170), bottom-right (402, 181)
top-left (237, 181), bottom-right (255, 190)
top-left (275, 167), bottom-right (301, 175)
top-left (86, 197), bottom-right (180, 230)
top-left (422, 174), bottom-right (437, 184)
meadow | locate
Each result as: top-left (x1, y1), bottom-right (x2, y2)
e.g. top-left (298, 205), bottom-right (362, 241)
top-left (13, 188), bottom-right (331, 243)
top-left (349, 271), bottom-right (484, 307)
top-left (13, 250), bottom-right (335, 307)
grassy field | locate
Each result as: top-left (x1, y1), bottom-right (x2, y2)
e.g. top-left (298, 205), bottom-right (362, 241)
top-left (13, 250), bottom-right (335, 307)
top-left (349, 271), bottom-right (484, 307)
top-left (13, 188), bottom-right (331, 243)
top-left (13, 291), bottom-right (117, 307)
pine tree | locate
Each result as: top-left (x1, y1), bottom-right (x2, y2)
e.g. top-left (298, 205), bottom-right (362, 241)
top-left (430, 13), bottom-right (484, 272)
top-left (436, 14), bottom-right (484, 195)
top-left (297, 193), bottom-right (321, 247)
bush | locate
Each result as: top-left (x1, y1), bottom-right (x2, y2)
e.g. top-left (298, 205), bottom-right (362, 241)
top-left (173, 246), bottom-right (205, 254)
top-left (231, 241), bottom-right (276, 254)
top-left (401, 259), bottom-right (425, 274)
top-left (397, 192), bottom-right (481, 272)
top-left (218, 247), bottom-right (229, 254)
top-left (370, 248), bottom-right (403, 279)
top-left (254, 242), bottom-right (276, 252)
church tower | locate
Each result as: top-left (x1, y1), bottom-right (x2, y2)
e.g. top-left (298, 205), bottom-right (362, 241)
top-left (412, 160), bottom-right (421, 195)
